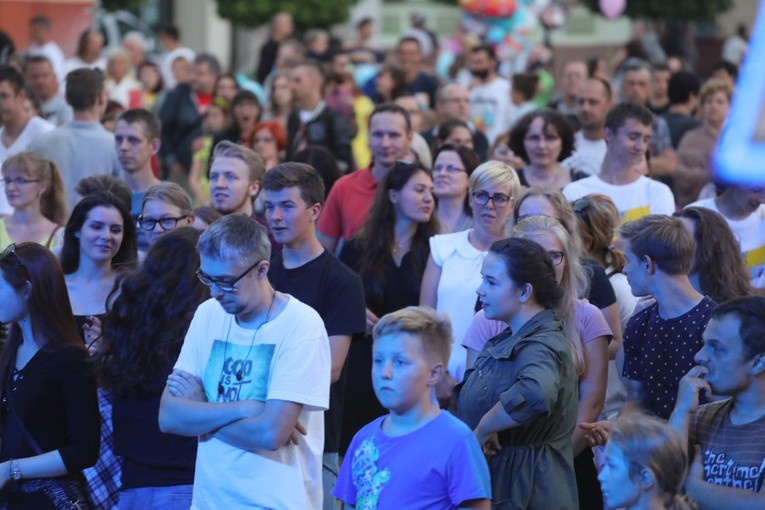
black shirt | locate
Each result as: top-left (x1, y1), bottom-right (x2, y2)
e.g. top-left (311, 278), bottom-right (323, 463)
top-left (269, 249), bottom-right (366, 453)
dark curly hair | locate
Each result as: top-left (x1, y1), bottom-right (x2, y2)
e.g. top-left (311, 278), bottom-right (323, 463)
top-left (95, 227), bottom-right (209, 396)
top-left (508, 108), bottom-right (575, 165)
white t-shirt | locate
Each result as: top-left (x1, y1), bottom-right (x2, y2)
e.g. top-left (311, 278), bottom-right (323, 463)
top-left (430, 229), bottom-right (486, 382)
top-left (562, 175), bottom-right (676, 221)
top-left (562, 131), bottom-right (607, 176)
top-left (28, 41), bottom-right (66, 83)
top-left (0, 117), bottom-right (55, 163)
top-left (0, 116), bottom-right (55, 216)
top-left (175, 296), bottom-right (331, 510)
top-left (688, 198), bottom-right (765, 289)
top-left (469, 77), bottom-right (513, 146)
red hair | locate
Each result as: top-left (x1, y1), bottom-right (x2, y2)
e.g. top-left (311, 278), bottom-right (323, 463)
top-left (248, 121), bottom-right (287, 152)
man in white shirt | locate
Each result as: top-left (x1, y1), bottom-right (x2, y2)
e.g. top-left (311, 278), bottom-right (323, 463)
top-left (563, 78), bottom-right (613, 176)
top-left (27, 16), bottom-right (66, 83)
top-left (160, 214), bottom-right (330, 509)
top-left (25, 55), bottom-right (73, 126)
top-left (467, 44), bottom-right (513, 146)
top-left (563, 102), bottom-right (675, 221)
top-left (0, 65), bottom-right (54, 215)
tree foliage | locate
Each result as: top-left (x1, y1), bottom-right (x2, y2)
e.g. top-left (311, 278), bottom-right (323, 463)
top-left (214, 0), bottom-right (356, 29)
top-left (581, 0), bottom-right (733, 21)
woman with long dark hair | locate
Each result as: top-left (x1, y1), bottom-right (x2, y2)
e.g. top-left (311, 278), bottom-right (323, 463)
top-left (59, 191), bottom-right (138, 509)
top-left (338, 160), bottom-right (438, 452)
top-left (94, 228), bottom-right (207, 509)
top-left (0, 243), bottom-right (99, 509)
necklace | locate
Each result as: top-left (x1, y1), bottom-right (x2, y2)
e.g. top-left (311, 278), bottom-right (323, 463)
top-left (217, 288), bottom-right (277, 397)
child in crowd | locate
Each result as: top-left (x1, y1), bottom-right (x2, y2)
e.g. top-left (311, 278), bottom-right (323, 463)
top-left (334, 306), bottom-right (491, 509)
top-left (599, 413), bottom-right (694, 510)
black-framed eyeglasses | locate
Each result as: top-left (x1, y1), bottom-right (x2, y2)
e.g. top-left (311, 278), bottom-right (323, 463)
top-left (2, 177), bottom-right (40, 186)
top-left (472, 191), bottom-right (512, 208)
top-left (195, 259), bottom-right (262, 293)
top-left (137, 215), bottom-right (190, 231)
top-left (548, 250), bottom-right (566, 266)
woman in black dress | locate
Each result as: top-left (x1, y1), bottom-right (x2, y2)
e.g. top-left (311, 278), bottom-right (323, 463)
top-left (0, 243), bottom-right (100, 509)
top-left (338, 160), bottom-right (438, 452)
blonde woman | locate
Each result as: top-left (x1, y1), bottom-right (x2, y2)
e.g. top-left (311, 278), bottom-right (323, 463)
top-left (0, 151), bottom-right (67, 251)
top-left (420, 161), bottom-right (520, 386)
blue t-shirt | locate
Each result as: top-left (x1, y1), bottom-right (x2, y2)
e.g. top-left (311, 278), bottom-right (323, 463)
top-left (334, 411), bottom-right (491, 509)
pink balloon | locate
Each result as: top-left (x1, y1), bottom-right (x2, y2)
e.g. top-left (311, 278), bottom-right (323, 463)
top-left (599, 0), bottom-right (626, 20)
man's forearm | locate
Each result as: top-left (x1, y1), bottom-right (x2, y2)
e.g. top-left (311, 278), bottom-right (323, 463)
top-left (159, 392), bottom-right (252, 436)
top-left (211, 400), bottom-right (302, 452)
top-left (686, 476), bottom-right (765, 510)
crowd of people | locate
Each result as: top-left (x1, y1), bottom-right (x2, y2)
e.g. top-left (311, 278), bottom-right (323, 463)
top-left (0, 9), bottom-right (763, 510)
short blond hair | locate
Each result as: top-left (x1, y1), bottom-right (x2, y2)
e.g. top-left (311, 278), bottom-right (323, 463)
top-left (469, 160), bottom-right (520, 200)
top-left (211, 140), bottom-right (266, 185)
top-left (699, 78), bottom-right (733, 104)
top-left (373, 306), bottom-right (452, 366)
top-left (619, 215), bottom-right (694, 275)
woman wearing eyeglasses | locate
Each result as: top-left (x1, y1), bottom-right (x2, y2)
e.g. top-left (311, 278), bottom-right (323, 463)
top-left (59, 191), bottom-right (138, 509)
top-left (0, 243), bottom-right (99, 509)
top-left (137, 182), bottom-right (195, 249)
top-left (94, 228), bottom-right (207, 509)
top-left (463, 215), bottom-right (611, 510)
top-left (0, 152), bottom-right (67, 252)
top-left (508, 109), bottom-right (587, 190)
top-left (420, 161), bottom-right (520, 391)
top-left (432, 144), bottom-right (480, 234)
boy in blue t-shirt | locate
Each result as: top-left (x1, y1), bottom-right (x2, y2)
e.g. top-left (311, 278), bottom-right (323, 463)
top-left (333, 306), bottom-right (491, 509)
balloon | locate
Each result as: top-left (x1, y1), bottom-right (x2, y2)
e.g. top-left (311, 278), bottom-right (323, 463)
top-left (460, 0), bottom-right (518, 18)
top-left (599, 0), bottom-right (626, 20)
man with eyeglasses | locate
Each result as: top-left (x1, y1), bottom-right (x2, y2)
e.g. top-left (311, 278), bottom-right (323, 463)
top-left (114, 108), bottom-right (161, 251)
top-left (421, 82), bottom-right (489, 161)
top-left (160, 214), bottom-right (330, 509)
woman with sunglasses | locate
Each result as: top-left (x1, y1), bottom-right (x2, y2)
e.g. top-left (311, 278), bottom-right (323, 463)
top-left (59, 191), bottom-right (138, 509)
top-left (420, 161), bottom-right (520, 390)
top-left (338, 160), bottom-right (438, 452)
top-left (94, 228), bottom-right (207, 509)
top-left (0, 243), bottom-right (99, 509)
top-left (463, 216), bottom-right (611, 510)
top-left (137, 182), bottom-right (194, 250)
top-left (0, 152), bottom-right (67, 252)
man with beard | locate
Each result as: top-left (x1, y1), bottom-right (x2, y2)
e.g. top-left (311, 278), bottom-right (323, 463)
top-left (467, 45), bottom-right (512, 146)
top-left (670, 296), bottom-right (765, 508)
top-left (563, 78), bottom-right (613, 176)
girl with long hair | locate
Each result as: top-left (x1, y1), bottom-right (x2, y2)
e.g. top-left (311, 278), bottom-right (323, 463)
top-left (0, 151), bottom-right (67, 251)
top-left (463, 216), bottom-right (611, 510)
top-left (94, 228), bottom-right (208, 508)
top-left (59, 191), bottom-right (138, 509)
top-left (457, 237), bottom-right (580, 508)
top-left (338, 160), bottom-right (438, 452)
top-left (0, 243), bottom-right (99, 509)
top-left (674, 207), bottom-right (752, 302)
top-left (432, 144), bottom-right (480, 234)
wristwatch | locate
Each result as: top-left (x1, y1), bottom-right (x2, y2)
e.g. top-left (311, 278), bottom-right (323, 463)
top-left (9, 459), bottom-right (22, 481)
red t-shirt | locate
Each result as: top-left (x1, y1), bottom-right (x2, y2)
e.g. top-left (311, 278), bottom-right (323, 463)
top-left (317, 166), bottom-right (378, 241)
top-left (196, 92), bottom-right (214, 112)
